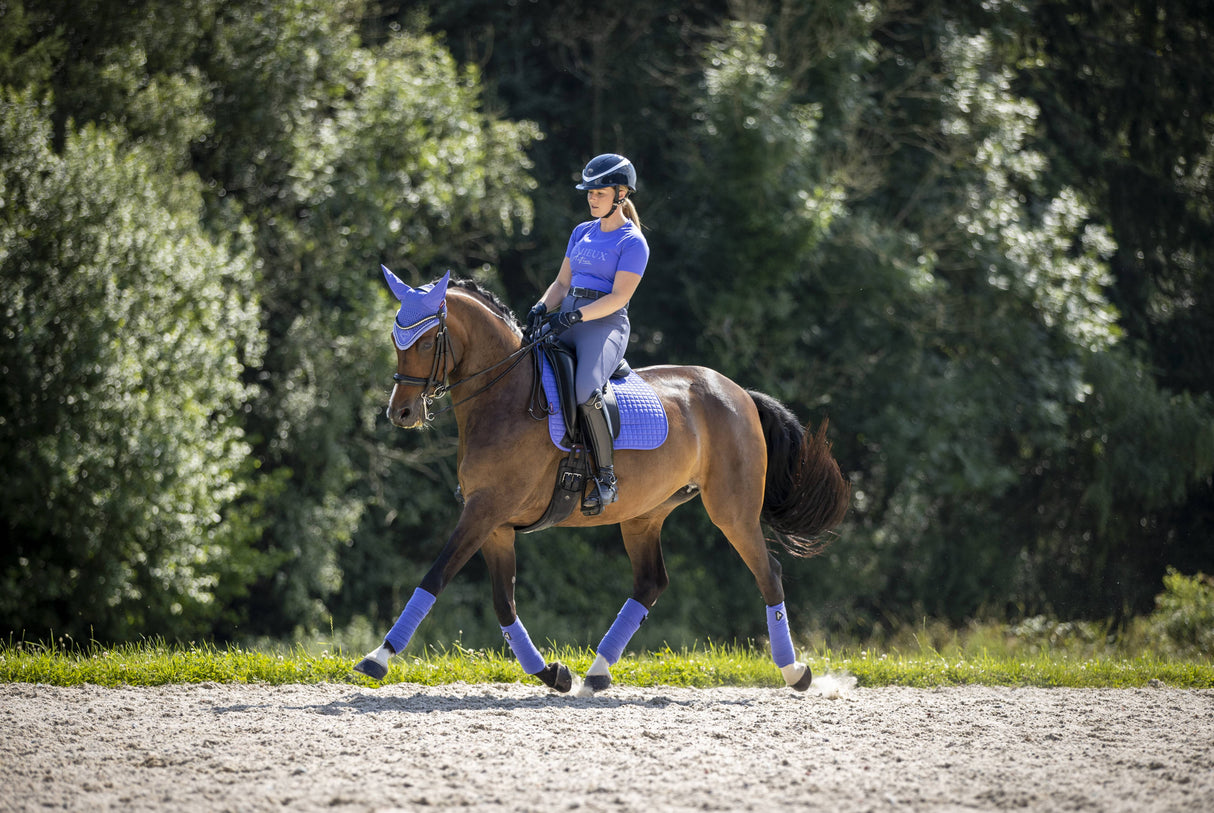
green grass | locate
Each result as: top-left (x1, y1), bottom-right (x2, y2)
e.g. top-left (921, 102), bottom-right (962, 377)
top-left (2, 638), bottom-right (1211, 689)
top-left (821, 648), bottom-right (1213, 689)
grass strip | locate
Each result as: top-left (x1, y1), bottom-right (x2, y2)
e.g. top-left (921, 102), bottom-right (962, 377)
top-left (825, 649), bottom-right (1214, 689)
top-left (2, 640), bottom-right (1210, 689)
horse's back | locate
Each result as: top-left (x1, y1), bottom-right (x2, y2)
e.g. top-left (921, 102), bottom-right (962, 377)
top-left (634, 363), bottom-right (765, 459)
top-left (629, 363), bottom-right (769, 521)
top-left (636, 364), bottom-right (758, 419)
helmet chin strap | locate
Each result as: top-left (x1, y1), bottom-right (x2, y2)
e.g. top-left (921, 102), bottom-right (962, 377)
top-left (602, 189), bottom-right (627, 220)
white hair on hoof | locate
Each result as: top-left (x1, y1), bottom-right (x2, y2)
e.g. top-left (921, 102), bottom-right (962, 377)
top-left (575, 654), bottom-right (612, 697)
top-left (780, 661), bottom-right (813, 691)
top-left (353, 644), bottom-right (392, 682)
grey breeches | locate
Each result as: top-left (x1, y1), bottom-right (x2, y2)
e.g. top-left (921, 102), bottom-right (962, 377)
top-left (556, 293), bottom-right (629, 404)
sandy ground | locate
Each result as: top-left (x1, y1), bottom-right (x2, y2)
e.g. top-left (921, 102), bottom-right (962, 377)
top-left (2, 678), bottom-right (1212, 812)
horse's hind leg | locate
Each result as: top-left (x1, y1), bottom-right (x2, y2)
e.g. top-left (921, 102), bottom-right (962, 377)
top-left (701, 489), bottom-right (814, 692)
top-left (481, 531), bottom-right (573, 693)
top-left (580, 513), bottom-right (672, 695)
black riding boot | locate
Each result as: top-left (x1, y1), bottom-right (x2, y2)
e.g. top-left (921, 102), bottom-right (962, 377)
top-left (578, 392), bottom-right (618, 514)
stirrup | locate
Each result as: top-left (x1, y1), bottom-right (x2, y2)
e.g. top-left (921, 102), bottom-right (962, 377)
top-left (582, 471), bottom-right (618, 514)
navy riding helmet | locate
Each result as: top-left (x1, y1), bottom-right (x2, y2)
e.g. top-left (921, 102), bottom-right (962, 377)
top-left (575, 154), bottom-right (637, 192)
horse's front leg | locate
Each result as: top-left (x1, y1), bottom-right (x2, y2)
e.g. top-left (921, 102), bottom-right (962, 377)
top-left (353, 500), bottom-right (507, 681)
top-left (578, 513), bottom-right (672, 696)
top-left (481, 533), bottom-right (573, 693)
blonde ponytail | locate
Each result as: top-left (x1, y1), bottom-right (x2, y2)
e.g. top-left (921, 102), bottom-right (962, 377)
top-left (620, 188), bottom-right (642, 229)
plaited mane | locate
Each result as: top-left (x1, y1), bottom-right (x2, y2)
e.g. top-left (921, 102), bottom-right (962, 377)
top-left (449, 278), bottom-right (522, 335)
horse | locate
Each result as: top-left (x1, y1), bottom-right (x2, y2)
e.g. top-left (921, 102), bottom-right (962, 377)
top-left (354, 268), bottom-right (851, 694)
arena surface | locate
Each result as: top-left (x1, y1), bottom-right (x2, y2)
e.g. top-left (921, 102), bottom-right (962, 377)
top-left (3, 680), bottom-right (1212, 811)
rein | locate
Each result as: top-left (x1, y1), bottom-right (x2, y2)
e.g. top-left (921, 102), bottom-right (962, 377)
top-left (393, 308), bottom-right (550, 422)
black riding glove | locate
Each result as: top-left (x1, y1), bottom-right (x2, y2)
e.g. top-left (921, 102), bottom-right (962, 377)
top-left (551, 309), bottom-right (584, 335)
top-left (524, 302), bottom-right (547, 340)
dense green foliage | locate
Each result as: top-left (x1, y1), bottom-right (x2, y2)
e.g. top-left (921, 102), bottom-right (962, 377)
top-left (1147, 568), bottom-right (1214, 657)
top-left (2, 0), bottom-right (1211, 650)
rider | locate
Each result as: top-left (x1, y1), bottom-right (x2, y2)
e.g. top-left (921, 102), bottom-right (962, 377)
top-left (526, 154), bottom-right (650, 513)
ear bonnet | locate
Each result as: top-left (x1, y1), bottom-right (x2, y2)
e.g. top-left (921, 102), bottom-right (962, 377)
top-left (382, 266), bottom-right (451, 350)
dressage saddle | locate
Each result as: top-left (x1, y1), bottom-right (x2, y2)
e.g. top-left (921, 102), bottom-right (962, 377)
top-left (542, 341), bottom-right (625, 447)
top-left (514, 341), bottom-right (629, 534)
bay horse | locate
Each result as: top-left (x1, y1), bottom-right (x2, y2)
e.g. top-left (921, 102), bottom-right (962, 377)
top-left (354, 268), bottom-right (851, 694)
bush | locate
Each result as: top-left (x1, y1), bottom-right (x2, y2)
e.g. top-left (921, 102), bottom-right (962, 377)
top-left (1147, 568), bottom-right (1214, 658)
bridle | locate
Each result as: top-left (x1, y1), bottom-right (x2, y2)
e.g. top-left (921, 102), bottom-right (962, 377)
top-left (391, 305), bottom-right (548, 423)
top-left (391, 309), bottom-right (454, 422)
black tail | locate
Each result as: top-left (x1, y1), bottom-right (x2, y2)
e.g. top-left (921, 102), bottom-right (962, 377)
top-left (749, 390), bottom-right (851, 557)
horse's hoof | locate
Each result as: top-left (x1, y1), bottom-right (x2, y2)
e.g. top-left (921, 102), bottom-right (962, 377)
top-left (787, 662), bottom-right (813, 692)
top-left (583, 673), bottom-right (612, 694)
top-left (536, 661), bottom-right (573, 693)
top-left (354, 645), bottom-right (392, 681)
top-left (353, 656), bottom-right (388, 681)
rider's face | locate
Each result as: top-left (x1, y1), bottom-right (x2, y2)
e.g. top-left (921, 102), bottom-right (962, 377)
top-left (586, 187), bottom-right (620, 218)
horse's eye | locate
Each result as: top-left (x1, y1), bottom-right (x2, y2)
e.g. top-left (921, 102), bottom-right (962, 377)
top-left (418, 340), bottom-right (434, 351)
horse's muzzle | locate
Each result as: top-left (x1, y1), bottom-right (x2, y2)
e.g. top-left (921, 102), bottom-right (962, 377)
top-left (386, 397), bottom-right (424, 429)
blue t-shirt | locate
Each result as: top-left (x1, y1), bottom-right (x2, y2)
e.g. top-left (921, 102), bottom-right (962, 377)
top-left (564, 220), bottom-right (649, 294)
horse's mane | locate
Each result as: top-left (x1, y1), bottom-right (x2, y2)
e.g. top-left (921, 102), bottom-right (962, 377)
top-left (449, 278), bottom-right (522, 336)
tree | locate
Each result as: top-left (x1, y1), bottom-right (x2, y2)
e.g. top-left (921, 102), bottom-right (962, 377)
top-left (0, 88), bottom-right (267, 641)
top-left (1010, 0), bottom-right (1214, 617)
top-left (5, 0), bottom-right (1211, 647)
top-left (192, 7), bottom-right (540, 637)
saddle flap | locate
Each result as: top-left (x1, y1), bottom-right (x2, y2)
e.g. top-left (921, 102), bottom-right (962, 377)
top-left (543, 341), bottom-right (622, 443)
top-left (538, 346), bottom-right (665, 452)
top-left (542, 342), bottom-right (580, 445)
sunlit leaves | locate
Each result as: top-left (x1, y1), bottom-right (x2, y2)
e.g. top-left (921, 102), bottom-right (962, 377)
top-left (688, 20), bottom-right (843, 384)
top-left (0, 89), bottom-right (265, 639)
top-left (943, 34), bottom-right (1120, 354)
top-left (289, 31), bottom-right (539, 273)
top-left (195, 4), bottom-right (541, 636)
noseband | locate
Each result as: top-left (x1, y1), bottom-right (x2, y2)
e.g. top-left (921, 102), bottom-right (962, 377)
top-left (392, 309), bottom-right (452, 422)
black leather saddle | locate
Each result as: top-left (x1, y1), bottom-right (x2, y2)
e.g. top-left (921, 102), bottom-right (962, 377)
top-left (514, 341), bottom-right (631, 535)
top-left (541, 341), bottom-right (629, 447)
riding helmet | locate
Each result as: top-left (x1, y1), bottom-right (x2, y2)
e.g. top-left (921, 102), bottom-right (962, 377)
top-left (575, 154), bottom-right (637, 191)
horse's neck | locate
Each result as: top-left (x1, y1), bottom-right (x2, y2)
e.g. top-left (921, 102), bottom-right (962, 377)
top-left (446, 292), bottom-right (529, 431)
top-left (447, 291), bottom-right (521, 374)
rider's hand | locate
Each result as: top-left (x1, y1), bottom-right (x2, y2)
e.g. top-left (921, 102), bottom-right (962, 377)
top-left (524, 302), bottom-right (547, 340)
top-left (551, 309), bottom-right (583, 335)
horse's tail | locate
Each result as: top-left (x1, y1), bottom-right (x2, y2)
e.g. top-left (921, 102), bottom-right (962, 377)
top-left (748, 390), bottom-right (851, 557)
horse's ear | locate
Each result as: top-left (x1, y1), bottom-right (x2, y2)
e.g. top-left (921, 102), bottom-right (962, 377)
top-left (381, 264), bottom-right (413, 302)
top-left (420, 270), bottom-right (451, 308)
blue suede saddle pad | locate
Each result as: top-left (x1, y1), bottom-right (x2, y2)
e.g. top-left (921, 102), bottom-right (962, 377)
top-left (541, 356), bottom-right (669, 451)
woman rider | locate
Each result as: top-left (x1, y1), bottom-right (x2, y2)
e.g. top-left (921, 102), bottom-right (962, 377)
top-left (526, 154), bottom-right (649, 514)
